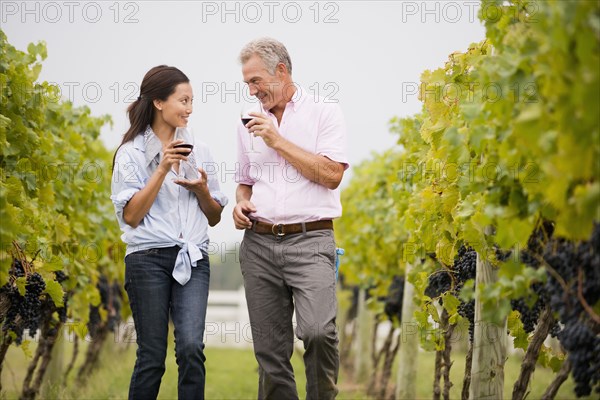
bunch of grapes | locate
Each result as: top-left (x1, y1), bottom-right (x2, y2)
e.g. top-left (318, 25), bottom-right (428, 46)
top-left (454, 246), bottom-right (477, 285)
top-left (54, 270), bottom-right (68, 283)
top-left (423, 246), bottom-right (477, 341)
top-left (108, 282), bottom-right (122, 331)
top-left (457, 299), bottom-right (475, 341)
top-left (541, 224), bottom-right (600, 397)
top-left (510, 281), bottom-right (549, 334)
top-left (87, 276), bottom-right (123, 339)
top-left (383, 275), bottom-right (404, 322)
top-left (424, 270), bottom-right (452, 299)
top-left (23, 272), bottom-right (45, 335)
top-left (1, 258), bottom-right (71, 345)
top-left (54, 270), bottom-right (69, 323)
top-left (1, 260), bottom-right (46, 344)
top-left (1, 282), bottom-right (25, 344)
top-left (12, 259), bottom-right (25, 277)
top-left (507, 222), bottom-right (555, 335)
top-left (453, 247), bottom-right (477, 342)
top-left (517, 221), bottom-right (599, 397)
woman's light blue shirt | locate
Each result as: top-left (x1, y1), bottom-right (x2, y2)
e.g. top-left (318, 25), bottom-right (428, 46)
top-left (111, 126), bottom-right (228, 285)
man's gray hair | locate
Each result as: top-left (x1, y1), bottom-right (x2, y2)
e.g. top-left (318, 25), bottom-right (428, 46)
top-left (239, 37), bottom-right (292, 75)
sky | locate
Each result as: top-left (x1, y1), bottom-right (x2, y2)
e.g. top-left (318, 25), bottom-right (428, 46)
top-left (2, 0), bottom-right (486, 251)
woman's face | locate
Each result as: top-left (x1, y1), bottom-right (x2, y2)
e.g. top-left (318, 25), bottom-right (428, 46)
top-left (155, 82), bottom-right (193, 128)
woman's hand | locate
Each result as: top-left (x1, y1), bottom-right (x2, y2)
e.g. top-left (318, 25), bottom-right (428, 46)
top-left (176, 168), bottom-right (223, 226)
top-left (174, 167), bottom-right (209, 195)
top-left (157, 139), bottom-right (189, 174)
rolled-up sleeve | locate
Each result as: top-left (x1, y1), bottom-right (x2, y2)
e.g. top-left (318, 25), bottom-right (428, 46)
top-left (209, 185), bottom-right (228, 207)
top-left (316, 103), bottom-right (350, 170)
top-left (198, 146), bottom-right (229, 208)
top-left (111, 149), bottom-right (143, 224)
top-left (235, 124), bottom-right (257, 185)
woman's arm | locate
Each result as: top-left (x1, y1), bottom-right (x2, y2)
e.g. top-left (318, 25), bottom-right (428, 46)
top-left (123, 167), bottom-right (168, 228)
top-left (175, 167), bottom-right (224, 227)
top-left (123, 140), bottom-right (188, 228)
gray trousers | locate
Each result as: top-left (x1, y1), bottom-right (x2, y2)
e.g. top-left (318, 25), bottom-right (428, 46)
top-left (240, 229), bottom-right (340, 400)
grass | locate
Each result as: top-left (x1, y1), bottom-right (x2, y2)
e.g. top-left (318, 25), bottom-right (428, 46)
top-left (1, 330), bottom-right (592, 400)
top-left (0, 333), bottom-right (365, 400)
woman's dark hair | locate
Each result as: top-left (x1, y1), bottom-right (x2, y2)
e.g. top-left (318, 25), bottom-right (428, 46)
top-left (112, 65), bottom-right (189, 168)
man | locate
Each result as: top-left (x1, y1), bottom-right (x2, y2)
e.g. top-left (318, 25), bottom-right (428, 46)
top-left (233, 37), bottom-right (349, 400)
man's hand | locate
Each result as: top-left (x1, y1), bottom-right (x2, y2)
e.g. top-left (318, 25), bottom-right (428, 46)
top-left (247, 112), bottom-right (284, 149)
top-left (233, 200), bottom-right (257, 230)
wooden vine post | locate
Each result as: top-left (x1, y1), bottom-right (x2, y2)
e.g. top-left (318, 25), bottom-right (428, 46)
top-left (469, 253), bottom-right (507, 400)
top-left (395, 262), bottom-right (419, 400)
top-left (353, 288), bottom-right (371, 383)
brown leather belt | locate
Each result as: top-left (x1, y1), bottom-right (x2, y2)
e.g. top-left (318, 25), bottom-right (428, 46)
top-left (250, 220), bottom-right (333, 236)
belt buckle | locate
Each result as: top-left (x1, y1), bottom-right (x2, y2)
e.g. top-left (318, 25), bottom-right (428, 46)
top-left (271, 223), bottom-right (285, 237)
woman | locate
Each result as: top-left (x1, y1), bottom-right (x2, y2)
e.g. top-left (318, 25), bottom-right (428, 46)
top-left (111, 65), bottom-right (227, 400)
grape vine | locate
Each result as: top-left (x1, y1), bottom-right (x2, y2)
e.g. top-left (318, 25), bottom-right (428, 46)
top-left (0, 28), bottom-right (127, 398)
top-left (337, 0), bottom-right (599, 398)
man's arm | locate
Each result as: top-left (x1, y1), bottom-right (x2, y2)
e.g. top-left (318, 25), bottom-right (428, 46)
top-left (247, 112), bottom-right (345, 190)
top-left (123, 140), bottom-right (188, 228)
top-left (272, 139), bottom-right (344, 190)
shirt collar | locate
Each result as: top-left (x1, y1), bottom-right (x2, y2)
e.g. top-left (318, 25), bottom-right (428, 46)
top-left (133, 125), bottom-right (163, 167)
top-left (264, 83), bottom-right (305, 116)
top-left (289, 83), bottom-right (306, 112)
top-left (142, 125), bottom-right (162, 166)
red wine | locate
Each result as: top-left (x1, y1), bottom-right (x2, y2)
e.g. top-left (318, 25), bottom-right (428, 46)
top-left (174, 143), bottom-right (193, 156)
top-left (241, 118), bottom-right (253, 127)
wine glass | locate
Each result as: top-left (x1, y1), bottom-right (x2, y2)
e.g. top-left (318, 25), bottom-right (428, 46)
top-left (174, 126), bottom-right (194, 179)
top-left (240, 100), bottom-right (261, 154)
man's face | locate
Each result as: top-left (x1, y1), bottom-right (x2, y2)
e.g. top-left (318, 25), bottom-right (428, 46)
top-left (242, 55), bottom-right (285, 111)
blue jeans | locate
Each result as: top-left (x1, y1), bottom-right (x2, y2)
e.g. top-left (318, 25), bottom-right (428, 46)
top-left (124, 245), bottom-right (210, 400)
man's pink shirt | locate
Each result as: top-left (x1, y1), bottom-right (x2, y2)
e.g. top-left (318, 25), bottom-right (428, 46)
top-left (236, 86), bottom-right (349, 224)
